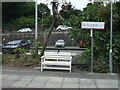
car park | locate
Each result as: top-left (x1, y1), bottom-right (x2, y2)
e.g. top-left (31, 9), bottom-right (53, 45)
top-left (18, 28), bottom-right (32, 32)
top-left (2, 40), bottom-right (30, 54)
top-left (56, 25), bottom-right (72, 31)
top-left (55, 39), bottom-right (65, 47)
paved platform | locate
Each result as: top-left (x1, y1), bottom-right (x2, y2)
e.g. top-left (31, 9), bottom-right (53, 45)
top-left (2, 66), bottom-right (119, 88)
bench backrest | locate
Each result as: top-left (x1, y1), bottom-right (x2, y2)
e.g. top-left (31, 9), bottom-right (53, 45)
top-left (44, 52), bottom-right (72, 61)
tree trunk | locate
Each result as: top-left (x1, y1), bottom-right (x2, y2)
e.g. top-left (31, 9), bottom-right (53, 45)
top-left (40, 19), bottom-right (57, 57)
top-left (40, 2), bottom-right (58, 57)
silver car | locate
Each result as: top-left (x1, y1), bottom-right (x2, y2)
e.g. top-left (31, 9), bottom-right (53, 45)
top-left (56, 25), bottom-right (72, 31)
top-left (18, 28), bottom-right (32, 32)
top-left (55, 39), bottom-right (65, 47)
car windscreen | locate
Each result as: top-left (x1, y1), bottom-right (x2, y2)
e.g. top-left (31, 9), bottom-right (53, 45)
top-left (57, 40), bottom-right (64, 43)
top-left (7, 40), bottom-right (21, 45)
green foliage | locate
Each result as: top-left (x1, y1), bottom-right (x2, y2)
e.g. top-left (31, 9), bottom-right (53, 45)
top-left (38, 3), bottom-right (50, 19)
top-left (105, 32), bottom-right (120, 72)
top-left (30, 40), bottom-right (41, 58)
top-left (9, 17), bottom-right (35, 29)
top-left (72, 53), bottom-right (90, 71)
top-left (2, 2), bottom-right (35, 23)
top-left (84, 31), bottom-right (120, 73)
top-left (13, 48), bottom-right (26, 58)
top-left (2, 2), bottom-right (51, 31)
top-left (59, 2), bottom-right (75, 19)
top-left (2, 54), bottom-right (39, 67)
top-left (67, 2), bottom-right (120, 73)
top-left (94, 57), bottom-right (109, 73)
top-left (39, 15), bottom-right (53, 29)
top-left (68, 28), bottom-right (90, 45)
top-left (33, 40), bottom-right (41, 48)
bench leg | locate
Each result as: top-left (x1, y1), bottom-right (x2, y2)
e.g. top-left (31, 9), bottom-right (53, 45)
top-left (70, 65), bottom-right (71, 73)
top-left (41, 64), bottom-right (43, 71)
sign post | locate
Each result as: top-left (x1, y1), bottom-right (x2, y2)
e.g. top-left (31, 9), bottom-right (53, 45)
top-left (81, 22), bottom-right (105, 72)
top-left (91, 29), bottom-right (93, 72)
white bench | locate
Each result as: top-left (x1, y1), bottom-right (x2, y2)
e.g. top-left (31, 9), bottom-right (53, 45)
top-left (41, 52), bottom-right (72, 73)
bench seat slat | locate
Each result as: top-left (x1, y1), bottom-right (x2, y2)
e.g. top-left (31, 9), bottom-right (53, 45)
top-left (42, 61), bottom-right (71, 66)
top-left (43, 66), bottom-right (71, 70)
top-left (44, 57), bottom-right (72, 60)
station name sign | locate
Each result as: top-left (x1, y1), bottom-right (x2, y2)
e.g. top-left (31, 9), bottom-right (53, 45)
top-left (81, 22), bottom-right (105, 29)
top-left (94, 0), bottom-right (111, 2)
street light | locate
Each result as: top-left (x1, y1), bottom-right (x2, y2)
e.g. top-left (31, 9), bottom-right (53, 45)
top-left (42, 11), bottom-right (47, 43)
top-left (35, 0), bottom-right (38, 53)
top-left (42, 11), bottom-right (47, 31)
top-left (35, 0), bottom-right (38, 40)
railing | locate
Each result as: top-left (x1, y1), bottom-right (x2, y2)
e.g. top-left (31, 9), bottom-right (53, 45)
top-left (38, 46), bottom-right (85, 50)
top-left (36, 46), bottom-right (86, 56)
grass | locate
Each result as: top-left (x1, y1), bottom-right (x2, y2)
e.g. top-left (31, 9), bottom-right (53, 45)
top-left (2, 52), bottom-right (90, 72)
top-left (2, 54), bottom-right (40, 67)
top-left (72, 53), bottom-right (90, 71)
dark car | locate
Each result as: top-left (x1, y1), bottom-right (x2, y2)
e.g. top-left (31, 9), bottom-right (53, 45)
top-left (26, 40), bottom-right (33, 46)
top-left (2, 40), bottom-right (30, 54)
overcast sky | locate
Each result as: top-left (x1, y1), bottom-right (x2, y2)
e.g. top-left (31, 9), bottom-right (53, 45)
top-left (37, 0), bottom-right (90, 11)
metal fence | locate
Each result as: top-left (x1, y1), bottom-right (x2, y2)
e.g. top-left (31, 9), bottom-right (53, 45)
top-left (2, 31), bottom-right (78, 47)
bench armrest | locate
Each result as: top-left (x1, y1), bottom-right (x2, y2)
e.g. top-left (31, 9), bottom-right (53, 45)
top-left (41, 56), bottom-right (44, 63)
top-left (41, 56), bottom-right (44, 59)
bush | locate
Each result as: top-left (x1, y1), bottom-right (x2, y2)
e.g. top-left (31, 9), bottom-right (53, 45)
top-left (5, 17), bottom-right (35, 31)
top-left (72, 53), bottom-right (90, 71)
top-left (94, 57), bottom-right (109, 73)
top-left (13, 48), bottom-right (26, 58)
top-left (84, 31), bottom-right (120, 73)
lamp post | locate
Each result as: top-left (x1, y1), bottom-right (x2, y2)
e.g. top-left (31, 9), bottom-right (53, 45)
top-left (35, 0), bottom-right (38, 53)
top-left (42, 11), bottom-right (47, 43)
top-left (35, 0), bottom-right (38, 40)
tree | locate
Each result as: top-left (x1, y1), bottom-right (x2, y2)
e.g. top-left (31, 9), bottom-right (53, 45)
top-left (2, 2), bottom-right (51, 31)
top-left (38, 3), bottom-right (51, 19)
top-left (67, 2), bottom-right (120, 73)
top-left (40, 1), bottom-right (59, 57)
top-left (2, 2), bottom-right (35, 23)
top-left (2, 2), bottom-right (35, 31)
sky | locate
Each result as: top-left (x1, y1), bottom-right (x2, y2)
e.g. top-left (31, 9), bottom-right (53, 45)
top-left (37, 0), bottom-right (90, 11)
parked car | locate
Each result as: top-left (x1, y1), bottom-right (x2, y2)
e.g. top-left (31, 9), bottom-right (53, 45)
top-left (26, 40), bottom-right (33, 47)
top-left (55, 39), bottom-right (65, 47)
top-left (56, 25), bottom-right (72, 31)
top-left (26, 40), bottom-right (33, 45)
top-left (18, 28), bottom-right (32, 32)
top-left (2, 40), bottom-right (30, 54)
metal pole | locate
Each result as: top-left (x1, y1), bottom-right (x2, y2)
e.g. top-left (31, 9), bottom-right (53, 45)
top-left (35, 1), bottom-right (38, 40)
top-left (42, 12), bottom-right (43, 31)
top-left (109, 0), bottom-right (113, 73)
top-left (42, 12), bottom-right (45, 43)
top-left (35, 1), bottom-right (38, 53)
top-left (91, 29), bottom-right (93, 72)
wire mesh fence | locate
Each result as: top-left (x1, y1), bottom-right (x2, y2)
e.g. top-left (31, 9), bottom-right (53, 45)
top-left (2, 31), bottom-right (78, 47)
